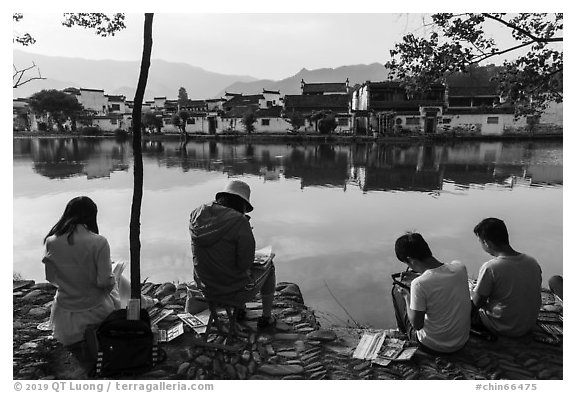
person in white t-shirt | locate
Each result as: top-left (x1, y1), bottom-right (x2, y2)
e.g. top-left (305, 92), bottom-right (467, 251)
top-left (472, 218), bottom-right (542, 337)
top-left (392, 232), bottom-right (471, 354)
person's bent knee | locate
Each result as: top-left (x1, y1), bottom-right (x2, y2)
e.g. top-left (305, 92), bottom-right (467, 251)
top-left (261, 265), bottom-right (276, 296)
top-left (548, 275), bottom-right (563, 300)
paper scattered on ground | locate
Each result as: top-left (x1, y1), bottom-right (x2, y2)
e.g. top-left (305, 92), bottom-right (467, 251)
top-left (150, 308), bottom-right (173, 325)
top-left (159, 321), bottom-right (184, 342)
top-left (353, 330), bottom-right (418, 366)
top-left (177, 313), bottom-right (205, 329)
top-left (190, 308), bottom-right (212, 334)
top-left (352, 331), bottom-right (386, 360)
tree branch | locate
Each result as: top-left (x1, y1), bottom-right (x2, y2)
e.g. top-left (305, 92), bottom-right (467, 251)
top-left (482, 13), bottom-right (562, 43)
top-left (13, 62), bottom-right (45, 88)
top-left (468, 41), bottom-right (536, 65)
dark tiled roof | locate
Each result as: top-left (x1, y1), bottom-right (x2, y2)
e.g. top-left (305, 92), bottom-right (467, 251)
top-left (187, 100), bottom-right (206, 106)
top-left (93, 114), bottom-right (124, 120)
top-left (303, 83), bottom-right (347, 94)
top-left (255, 106), bottom-right (283, 118)
top-left (223, 95), bottom-right (264, 110)
top-left (106, 95), bottom-right (125, 102)
top-left (221, 107), bottom-right (253, 118)
top-left (63, 87), bottom-right (81, 95)
top-left (448, 86), bottom-right (499, 97)
top-left (367, 81), bottom-right (404, 89)
top-left (368, 81), bottom-right (445, 90)
top-left (181, 100), bottom-right (207, 110)
top-left (445, 106), bottom-right (515, 115)
top-left (80, 88), bottom-right (105, 92)
top-left (284, 95), bottom-right (349, 110)
top-left (369, 100), bottom-right (444, 110)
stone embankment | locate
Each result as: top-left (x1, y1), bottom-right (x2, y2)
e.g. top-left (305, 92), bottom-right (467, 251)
top-left (14, 280), bottom-right (562, 380)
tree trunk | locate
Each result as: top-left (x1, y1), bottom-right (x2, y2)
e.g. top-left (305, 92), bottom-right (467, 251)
top-left (130, 13), bottom-right (153, 301)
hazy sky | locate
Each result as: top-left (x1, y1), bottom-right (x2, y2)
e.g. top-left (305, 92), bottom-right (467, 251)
top-left (12, 10), bottom-right (529, 81)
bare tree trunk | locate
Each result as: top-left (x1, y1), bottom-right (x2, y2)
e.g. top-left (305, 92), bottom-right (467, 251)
top-left (130, 13), bottom-right (153, 301)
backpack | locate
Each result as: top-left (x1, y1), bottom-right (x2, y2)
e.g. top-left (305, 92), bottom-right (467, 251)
top-left (85, 308), bottom-right (161, 377)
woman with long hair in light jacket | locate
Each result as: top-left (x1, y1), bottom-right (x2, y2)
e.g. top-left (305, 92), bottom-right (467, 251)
top-left (42, 196), bottom-right (119, 347)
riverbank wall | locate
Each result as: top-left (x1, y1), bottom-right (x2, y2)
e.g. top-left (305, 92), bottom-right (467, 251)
top-left (13, 279), bottom-right (563, 380)
top-left (13, 131), bottom-right (563, 145)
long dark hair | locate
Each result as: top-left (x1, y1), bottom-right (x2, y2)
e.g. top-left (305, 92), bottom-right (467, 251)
top-left (44, 196), bottom-right (99, 244)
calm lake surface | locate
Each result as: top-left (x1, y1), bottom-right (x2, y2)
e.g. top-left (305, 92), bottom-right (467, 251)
top-left (13, 137), bottom-right (563, 328)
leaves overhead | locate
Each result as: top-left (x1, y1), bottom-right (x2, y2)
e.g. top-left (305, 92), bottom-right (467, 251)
top-left (62, 13), bottom-right (126, 37)
top-left (386, 13), bottom-right (563, 116)
top-left (13, 14), bottom-right (36, 46)
top-left (13, 13), bottom-right (126, 88)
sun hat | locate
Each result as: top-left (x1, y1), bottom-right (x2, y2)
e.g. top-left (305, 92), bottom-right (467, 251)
top-left (215, 180), bottom-right (253, 212)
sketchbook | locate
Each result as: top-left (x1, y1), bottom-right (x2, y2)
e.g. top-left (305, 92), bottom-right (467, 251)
top-left (254, 246), bottom-right (275, 265)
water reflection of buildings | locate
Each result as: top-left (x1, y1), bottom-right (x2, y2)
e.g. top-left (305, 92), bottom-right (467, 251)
top-left (16, 138), bottom-right (562, 191)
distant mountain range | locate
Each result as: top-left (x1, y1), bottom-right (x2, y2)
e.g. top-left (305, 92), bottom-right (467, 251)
top-left (13, 50), bottom-right (258, 100)
top-left (215, 63), bottom-right (390, 97)
top-left (13, 50), bottom-right (389, 101)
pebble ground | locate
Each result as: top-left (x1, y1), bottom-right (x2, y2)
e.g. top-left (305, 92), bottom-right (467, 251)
top-left (13, 280), bottom-right (563, 380)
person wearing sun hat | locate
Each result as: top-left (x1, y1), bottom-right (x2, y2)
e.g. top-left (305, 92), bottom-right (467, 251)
top-left (189, 179), bottom-right (277, 329)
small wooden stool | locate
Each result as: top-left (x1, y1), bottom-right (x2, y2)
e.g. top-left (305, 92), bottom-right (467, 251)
top-left (204, 300), bottom-right (242, 341)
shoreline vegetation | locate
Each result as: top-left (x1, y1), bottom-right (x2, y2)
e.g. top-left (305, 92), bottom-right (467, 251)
top-left (14, 278), bottom-right (562, 380)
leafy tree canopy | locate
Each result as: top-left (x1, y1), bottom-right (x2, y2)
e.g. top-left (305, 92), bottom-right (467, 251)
top-left (142, 111), bottom-right (163, 132)
top-left (241, 111), bottom-right (256, 134)
top-left (28, 89), bottom-right (83, 117)
top-left (386, 13), bottom-right (563, 116)
top-left (28, 89), bottom-right (84, 131)
top-left (171, 110), bottom-right (190, 133)
top-left (178, 87), bottom-right (189, 105)
top-left (285, 110), bottom-right (305, 131)
top-left (61, 13), bottom-right (126, 36)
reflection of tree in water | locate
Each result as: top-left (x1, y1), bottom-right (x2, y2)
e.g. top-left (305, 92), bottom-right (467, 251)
top-left (283, 143), bottom-right (349, 189)
top-left (142, 140), bottom-right (165, 154)
top-left (359, 144), bottom-right (444, 192)
top-left (13, 138), bottom-right (32, 157)
top-left (209, 141), bottom-right (218, 158)
top-left (245, 144), bottom-right (255, 158)
top-left (21, 138), bottom-right (131, 179)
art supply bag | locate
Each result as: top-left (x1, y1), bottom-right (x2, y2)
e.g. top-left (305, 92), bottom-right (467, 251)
top-left (85, 308), bottom-right (160, 377)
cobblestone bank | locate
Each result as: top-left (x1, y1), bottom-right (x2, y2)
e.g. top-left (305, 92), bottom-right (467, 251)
top-left (13, 280), bottom-right (562, 380)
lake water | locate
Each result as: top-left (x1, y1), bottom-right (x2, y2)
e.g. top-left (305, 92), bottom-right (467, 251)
top-left (13, 137), bottom-right (563, 328)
